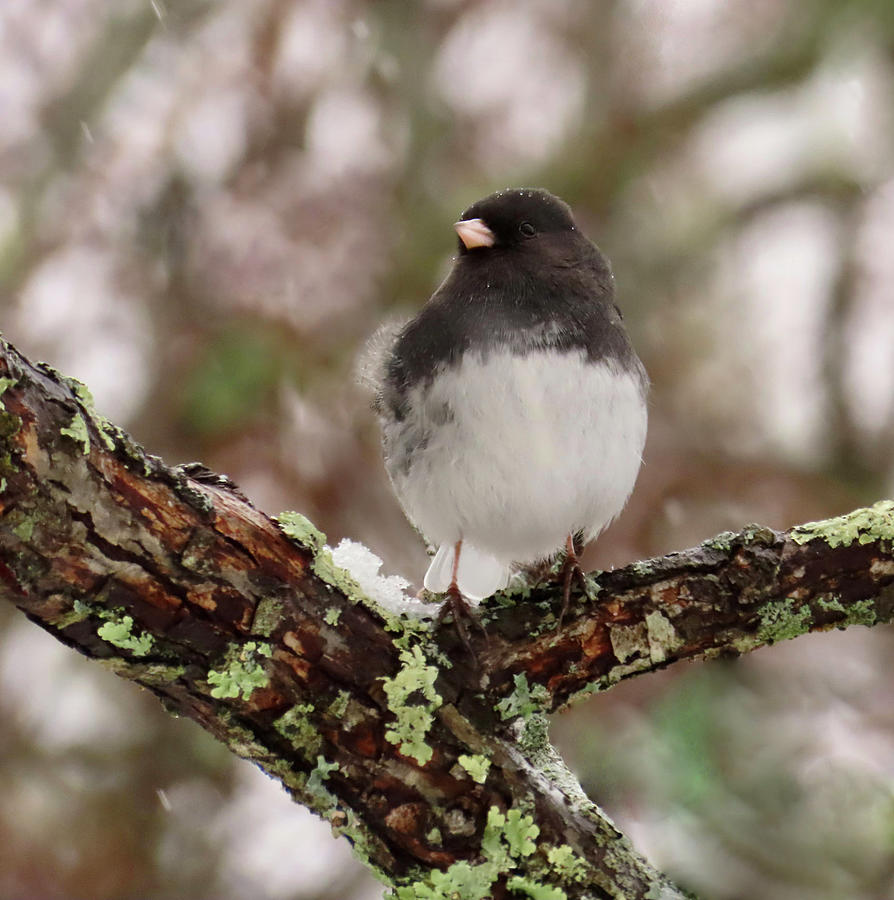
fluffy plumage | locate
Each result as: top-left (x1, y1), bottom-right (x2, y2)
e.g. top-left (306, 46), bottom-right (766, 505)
top-left (370, 188), bottom-right (648, 601)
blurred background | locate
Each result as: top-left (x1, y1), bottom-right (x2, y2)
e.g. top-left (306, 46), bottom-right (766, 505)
top-left (1, 1), bottom-right (894, 898)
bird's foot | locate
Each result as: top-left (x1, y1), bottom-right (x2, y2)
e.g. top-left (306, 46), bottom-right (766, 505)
top-left (557, 539), bottom-right (588, 628)
top-left (435, 583), bottom-right (488, 661)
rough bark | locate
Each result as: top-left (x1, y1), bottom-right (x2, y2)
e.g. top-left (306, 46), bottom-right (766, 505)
top-left (1, 335), bottom-right (892, 900)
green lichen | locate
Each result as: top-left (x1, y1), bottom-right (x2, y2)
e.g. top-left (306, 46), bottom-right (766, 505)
top-left (395, 861), bottom-right (493, 900)
top-left (49, 599), bottom-right (93, 629)
top-left (85, 602), bottom-right (156, 655)
top-left (813, 593), bottom-right (878, 626)
top-left (388, 622), bottom-right (447, 674)
top-left (215, 710), bottom-right (271, 762)
top-left (499, 575), bottom-right (535, 603)
top-left (169, 468), bottom-right (215, 516)
top-left (545, 845), bottom-right (588, 884)
top-left (277, 510), bottom-right (368, 602)
top-left (333, 695), bottom-right (370, 732)
top-left (380, 644), bottom-right (442, 766)
top-left (306, 754), bottom-right (339, 801)
top-left (0, 403), bottom-right (21, 444)
top-left (312, 546), bottom-right (366, 601)
top-left (97, 614), bottom-right (154, 656)
top-left (328, 690), bottom-right (351, 719)
top-left (63, 376), bottom-right (116, 450)
top-left (0, 376), bottom-right (18, 396)
top-left (457, 753), bottom-right (491, 784)
top-left (843, 599), bottom-right (877, 626)
top-left (12, 516), bottom-right (34, 542)
top-left (703, 531), bottom-right (736, 553)
top-left (276, 510), bottom-right (326, 551)
top-left (395, 806), bottom-right (550, 900)
top-left (500, 808), bottom-right (540, 859)
top-left (207, 641), bottom-right (272, 700)
top-left (97, 658), bottom-right (185, 685)
top-left (609, 622), bottom-right (648, 664)
top-left (791, 500), bottom-right (894, 548)
top-left (133, 662), bottom-right (186, 684)
top-left (496, 673), bottom-right (550, 722)
top-left (645, 610), bottom-right (681, 663)
top-left (60, 411), bottom-right (90, 454)
top-left (514, 711), bottom-right (599, 821)
top-left (628, 557), bottom-right (658, 579)
top-left (740, 523), bottom-right (778, 545)
top-left (816, 594), bottom-right (845, 613)
top-left (179, 530), bottom-right (222, 577)
top-left (252, 596), bottom-right (284, 636)
top-left (280, 517), bottom-right (434, 638)
top-left (757, 600), bottom-right (811, 644)
top-left (274, 703), bottom-right (321, 759)
top-left (506, 876), bottom-right (566, 900)
top-left (322, 803), bottom-right (394, 886)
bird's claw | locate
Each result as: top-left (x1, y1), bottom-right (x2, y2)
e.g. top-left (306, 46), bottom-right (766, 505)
top-left (558, 549), bottom-right (588, 628)
top-left (436, 584), bottom-right (488, 662)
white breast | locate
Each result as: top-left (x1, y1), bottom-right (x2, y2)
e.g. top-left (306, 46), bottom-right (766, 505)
top-left (384, 348), bottom-right (647, 572)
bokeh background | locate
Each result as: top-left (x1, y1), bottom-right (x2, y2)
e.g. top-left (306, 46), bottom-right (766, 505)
top-left (2, 1), bottom-right (894, 898)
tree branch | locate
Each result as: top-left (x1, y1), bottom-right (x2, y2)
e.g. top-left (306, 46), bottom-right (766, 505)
top-left (1, 335), bottom-right (892, 899)
top-left (492, 507), bottom-right (894, 713)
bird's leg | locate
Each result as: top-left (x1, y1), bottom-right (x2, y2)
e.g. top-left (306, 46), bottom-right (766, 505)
top-left (558, 533), bottom-right (586, 627)
top-left (434, 540), bottom-right (487, 657)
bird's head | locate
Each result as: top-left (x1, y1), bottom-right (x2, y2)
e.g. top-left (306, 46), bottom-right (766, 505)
top-left (454, 188), bottom-right (576, 254)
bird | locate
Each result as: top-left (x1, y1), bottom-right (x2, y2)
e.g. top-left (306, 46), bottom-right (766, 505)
top-left (367, 188), bottom-right (648, 640)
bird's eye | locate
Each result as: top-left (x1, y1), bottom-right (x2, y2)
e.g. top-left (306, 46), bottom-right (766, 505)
top-left (519, 222), bottom-right (536, 237)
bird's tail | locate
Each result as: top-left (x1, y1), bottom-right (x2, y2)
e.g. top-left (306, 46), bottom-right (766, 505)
top-left (423, 542), bottom-right (510, 602)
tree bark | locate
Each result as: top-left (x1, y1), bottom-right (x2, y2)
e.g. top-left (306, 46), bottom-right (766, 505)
top-left (1, 336), bottom-right (892, 899)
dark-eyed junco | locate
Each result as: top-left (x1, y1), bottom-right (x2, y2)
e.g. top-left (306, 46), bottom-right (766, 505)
top-left (369, 188), bottom-right (647, 635)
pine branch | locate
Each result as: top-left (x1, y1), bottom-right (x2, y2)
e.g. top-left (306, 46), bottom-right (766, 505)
top-left (2, 335), bottom-right (891, 899)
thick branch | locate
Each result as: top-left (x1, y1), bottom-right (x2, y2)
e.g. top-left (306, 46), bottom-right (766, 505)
top-left (488, 509), bottom-right (894, 713)
top-left (1, 334), bottom-right (891, 899)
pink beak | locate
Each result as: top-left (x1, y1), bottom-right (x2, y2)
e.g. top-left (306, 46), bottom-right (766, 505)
top-left (454, 217), bottom-right (495, 249)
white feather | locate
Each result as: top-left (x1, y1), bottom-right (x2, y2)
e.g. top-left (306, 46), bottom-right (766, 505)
top-left (423, 542), bottom-right (511, 602)
top-left (384, 348), bottom-right (647, 598)
top-left (422, 543), bottom-right (455, 594)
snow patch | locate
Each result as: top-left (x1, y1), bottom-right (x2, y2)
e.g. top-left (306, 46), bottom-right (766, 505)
top-left (329, 539), bottom-right (434, 620)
